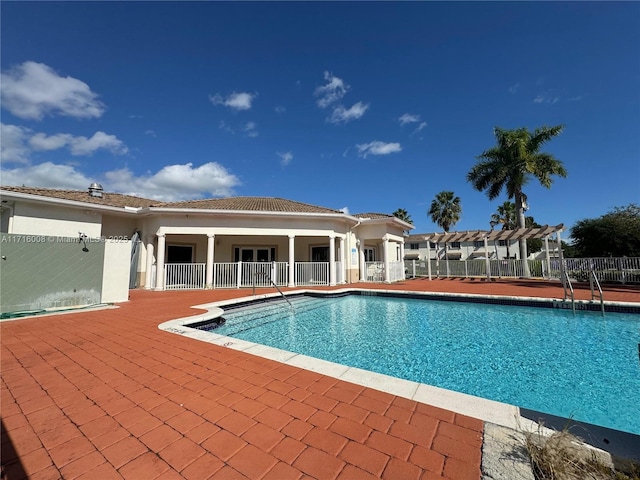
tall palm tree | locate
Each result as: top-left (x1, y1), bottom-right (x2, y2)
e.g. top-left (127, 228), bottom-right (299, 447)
top-left (392, 208), bottom-right (413, 225)
top-left (490, 201), bottom-right (517, 259)
top-left (467, 125), bottom-right (567, 275)
top-left (428, 191), bottom-right (462, 275)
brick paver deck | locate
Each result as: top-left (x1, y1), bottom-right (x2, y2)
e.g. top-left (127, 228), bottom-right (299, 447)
top-left (2, 279), bottom-right (638, 479)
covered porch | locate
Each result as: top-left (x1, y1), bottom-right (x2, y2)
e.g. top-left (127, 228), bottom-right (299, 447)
top-left (143, 230), bottom-right (349, 290)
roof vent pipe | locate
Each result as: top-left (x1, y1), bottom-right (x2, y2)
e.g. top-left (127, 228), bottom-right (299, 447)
top-left (88, 182), bottom-right (104, 198)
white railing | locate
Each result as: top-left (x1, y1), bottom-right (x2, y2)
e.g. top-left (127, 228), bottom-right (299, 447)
top-left (164, 263), bottom-right (206, 290)
top-left (404, 257), bottom-right (639, 284)
top-left (388, 260), bottom-right (405, 282)
top-left (555, 257), bottom-right (640, 284)
top-left (295, 262), bottom-right (329, 286)
top-left (214, 263), bottom-right (238, 288)
top-left (364, 262), bottom-right (384, 282)
top-left (235, 262), bottom-right (289, 288)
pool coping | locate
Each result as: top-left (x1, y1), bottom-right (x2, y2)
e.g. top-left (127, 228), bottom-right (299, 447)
top-left (158, 288), bottom-right (639, 434)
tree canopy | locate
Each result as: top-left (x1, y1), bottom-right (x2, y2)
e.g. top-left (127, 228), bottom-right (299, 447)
top-left (570, 204), bottom-right (640, 257)
top-left (428, 191), bottom-right (461, 233)
top-left (392, 208), bottom-right (413, 225)
top-left (468, 125), bottom-right (567, 266)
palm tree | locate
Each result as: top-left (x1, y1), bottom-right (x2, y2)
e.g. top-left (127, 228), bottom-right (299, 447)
top-left (392, 208), bottom-right (413, 225)
top-left (490, 201), bottom-right (517, 259)
top-left (428, 191), bottom-right (462, 276)
top-left (467, 125), bottom-right (567, 275)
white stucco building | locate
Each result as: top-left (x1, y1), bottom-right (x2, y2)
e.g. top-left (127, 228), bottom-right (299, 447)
top-left (0, 185), bottom-right (413, 311)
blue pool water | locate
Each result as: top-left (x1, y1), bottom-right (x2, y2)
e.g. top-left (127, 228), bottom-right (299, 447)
top-left (206, 295), bottom-right (640, 435)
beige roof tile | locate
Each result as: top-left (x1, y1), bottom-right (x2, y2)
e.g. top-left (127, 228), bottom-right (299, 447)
top-left (0, 187), bottom-right (342, 214)
top-left (1, 186), bottom-right (156, 208)
top-left (156, 197), bottom-right (342, 213)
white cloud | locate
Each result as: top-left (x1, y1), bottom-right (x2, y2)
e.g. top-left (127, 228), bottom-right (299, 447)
top-left (244, 122), bottom-right (258, 138)
top-left (209, 91), bottom-right (256, 111)
top-left (0, 162), bottom-right (94, 189)
top-left (398, 113), bottom-right (421, 125)
top-left (533, 94), bottom-right (559, 105)
top-left (314, 71), bottom-right (349, 108)
top-left (145, 129), bottom-right (156, 137)
top-left (1, 161), bottom-right (241, 201)
top-left (328, 102), bottom-right (369, 124)
top-left (339, 207), bottom-right (350, 215)
top-left (356, 141), bottom-right (402, 158)
top-left (28, 131), bottom-right (128, 156)
top-left (508, 83), bottom-right (520, 94)
top-left (275, 105), bottom-right (286, 114)
top-left (1, 123), bottom-right (32, 163)
top-left (219, 120), bottom-right (235, 134)
top-left (277, 151), bottom-right (293, 166)
top-left (0, 61), bottom-right (105, 120)
top-left (105, 162), bottom-right (240, 200)
top-left (415, 121), bottom-right (427, 132)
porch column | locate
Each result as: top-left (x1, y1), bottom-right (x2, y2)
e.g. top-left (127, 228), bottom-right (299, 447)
top-left (383, 236), bottom-right (390, 283)
top-left (338, 236), bottom-right (345, 284)
top-left (544, 236), bottom-right (551, 279)
top-left (483, 236), bottom-right (491, 281)
top-left (329, 235), bottom-right (336, 286)
top-left (206, 234), bottom-right (215, 289)
top-left (144, 234), bottom-right (155, 289)
top-left (155, 234), bottom-right (166, 291)
top-left (399, 242), bottom-right (406, 280)
top-left (288, 235), bottom-right (295, 287)
top-left (358, 241), bottom-right (365, 281)
top-left (427, 244), bottom-right (432, 281)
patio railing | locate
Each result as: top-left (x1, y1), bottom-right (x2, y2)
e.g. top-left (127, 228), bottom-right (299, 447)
top-left (404, 257), bottom-right (640, 284)
top-left (164, 263), bottom-right (206, 290)
top-left (295, 262), bottom-right (329, 286)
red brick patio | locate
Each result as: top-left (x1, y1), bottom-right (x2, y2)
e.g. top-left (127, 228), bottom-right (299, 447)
top-left (2, 279), bottom-right (638, 479)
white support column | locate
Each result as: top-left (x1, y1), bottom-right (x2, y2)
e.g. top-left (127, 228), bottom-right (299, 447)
top-left (557, 230), bottom-right (565, 286)
top-left (338, 236), bottom-right (345, 284)
top-left (483, 236), bottom-right (491, 281)
top-left (399, 242), bottom-right (406, 280)
top-left (427, 243), bottom-right (432, 281)
top-left (145, 234), bottom-right (155, 289)
top-left (359, 241), bottom-right (365, 281)
top-left (544, 236), bottom-right (551, 279)
top-left (288, 235), bottom-right (295, 287)
top-left (383, 236), bottom-right (390, 283)
top-left (155, 234), bottom-right (166, 291)
top-left (329, 235), bottom-right (336, 286)
top-left (206, 234), bottom-right (215, 289)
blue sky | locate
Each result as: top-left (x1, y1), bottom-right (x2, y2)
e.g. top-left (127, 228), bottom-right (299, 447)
top-left (1, 2), bottom-right (638, 235)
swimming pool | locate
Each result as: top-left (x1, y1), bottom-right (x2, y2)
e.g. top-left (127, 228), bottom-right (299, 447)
top-left (196, 293), bottom-right (640, 435)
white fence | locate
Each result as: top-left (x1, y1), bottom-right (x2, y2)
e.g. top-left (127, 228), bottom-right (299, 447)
top-left (404, 257), bottom-right (640, 284)
top-left (295, 262), bottom-right (329, 286)
top-left (364, 261), bottom-right (406, 282)
top-left (164, 263), bottom-right (206, 290)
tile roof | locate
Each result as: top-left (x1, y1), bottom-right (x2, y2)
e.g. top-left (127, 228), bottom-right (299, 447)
top-left (158, 196), bottom-right (342, 214)
top-left (0, 186), bottom-right (342, 214)
top-left (0, 186), bottom-right (157, 208)
top-left (352, 212), bottom-right (394, 220)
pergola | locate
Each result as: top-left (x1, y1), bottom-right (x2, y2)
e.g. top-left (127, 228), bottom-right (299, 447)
top-left (419, 224), bottom-right (565, 281)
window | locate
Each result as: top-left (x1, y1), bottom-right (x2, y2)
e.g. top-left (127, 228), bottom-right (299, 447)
top-left (364, 248), bottom-right (376, 262)
top-left (498, 240), bottom-right (508, 247)
top-left (450, 242), bottom-right (461, 249)
top-left (167, 245), bottom-right (193, 263)
top-left (473, 241), bottom-right (484, 248)
top-left (311, 246), bottom-right (329, 262)
top-left (408, 243), bottom-right (419, 250)
top-left (234, 247), bottom-right (276, 262)
top-left (429, 242), bottom-right (436, 249)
